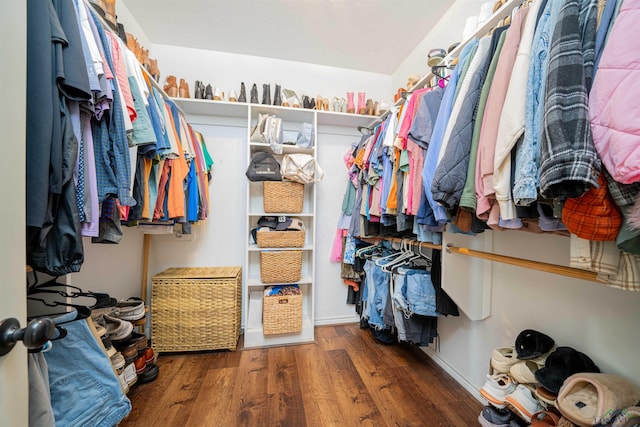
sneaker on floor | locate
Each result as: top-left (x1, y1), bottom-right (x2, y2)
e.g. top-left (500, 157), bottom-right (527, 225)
top-left (478, 405), bottom-right (517, 427)
top-left (510, 360), bottom-right (540, 384)
top-left (505, 384), bottom-right (543, 423)
top-left (491, 347), bottom-right (519, 373)
top-left (481, 374), bottom-right (517, 408)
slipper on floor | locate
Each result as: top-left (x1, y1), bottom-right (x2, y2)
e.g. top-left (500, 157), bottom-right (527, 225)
top-left (531, 411), bottom-right (560, 427)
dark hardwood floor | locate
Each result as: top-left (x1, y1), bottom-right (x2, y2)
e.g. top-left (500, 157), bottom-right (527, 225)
top-left (120, 324), bottom-right (482, 426)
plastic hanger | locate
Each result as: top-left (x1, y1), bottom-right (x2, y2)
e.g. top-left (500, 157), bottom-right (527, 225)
top-left (26, 296), bottom-right (92, 323)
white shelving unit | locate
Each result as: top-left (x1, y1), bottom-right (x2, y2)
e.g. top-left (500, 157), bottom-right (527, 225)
top-left (173, 97), bottom-right (375, 348)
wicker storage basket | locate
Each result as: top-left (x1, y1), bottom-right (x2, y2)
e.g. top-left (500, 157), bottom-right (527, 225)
top-left (260, 250), bottom-right (302, 283)
top-left (256, 229), bottom-right (305, 248)
top-left (151, 266), bottom-right (241, 352)
top-left (263, 287), bottom-right (302, 335)
top-left (263, 181), bottom-right (304, 213)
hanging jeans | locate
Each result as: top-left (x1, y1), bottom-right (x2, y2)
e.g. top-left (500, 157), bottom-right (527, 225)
top-left (362, 259), bottom-right (391, 330)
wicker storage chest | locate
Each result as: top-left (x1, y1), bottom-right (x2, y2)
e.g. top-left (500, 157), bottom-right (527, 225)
top-left (263, 181), bottom-right (304, 213)
top-left (151, 266), bottom-right (241, 352)
top-left (263, 286), bottom-right (303, 335)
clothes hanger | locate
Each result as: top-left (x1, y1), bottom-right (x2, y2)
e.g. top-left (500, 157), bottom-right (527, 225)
top-left (26, 296), bottom-right (92, 323)
top-left (28, 272), bottom-right (117, 309)
top-left (357, 125), bottom-right (372, 136)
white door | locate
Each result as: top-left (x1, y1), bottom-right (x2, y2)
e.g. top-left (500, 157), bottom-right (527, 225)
top-left (0, 1), bottom-right (28, 425)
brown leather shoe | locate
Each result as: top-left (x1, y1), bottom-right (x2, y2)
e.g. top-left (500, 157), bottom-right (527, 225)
top-left (164, 75), bottom-right (178, 97)
top-left (179, 79), bottom-right (190, 98)
top-left (148, 59), bottom-right (160, 82)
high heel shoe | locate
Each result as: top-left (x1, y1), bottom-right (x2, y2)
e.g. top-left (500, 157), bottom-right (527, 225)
top-left (213, 87), bottom-right (224, 101)
top-left (346, 92), bottom-right (355, 114)
top-left (273, 84), bottom-right (282, 106)
top-left (357, 92), bottom-right (366, 115)
top-left (262, 83), bottom-right (271, 105)
top-left (228, 88), bottom-right (238, 102)
top-left (282, 88), bottom-right (301, 108)
top-left (205, 84), bottom-right (213, 100)
top-left (164, 75), bottom-right (178, 97)
top-left (238, 82), bottom-right (247, 103)
top-left (179, 79), bottom-right (190, 98)
top-left (365, 99), bottom-right (375, 115)
top-left (322, 97), bottom-right (329, 111)
top-left (332, 97), bottom-right (346, 112)
top-left (250, 84), bottom-right (259, 104)
top-left (148, 59), bottom-right (160, 82)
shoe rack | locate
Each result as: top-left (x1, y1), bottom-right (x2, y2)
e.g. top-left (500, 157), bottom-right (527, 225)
top-left (171, 98), bottom-right (374, 348)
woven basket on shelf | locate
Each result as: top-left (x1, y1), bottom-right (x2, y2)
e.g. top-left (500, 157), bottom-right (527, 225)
top-left (260, 250), bottom-right (302, 283)
top-left (263, 181), bottom-right (304, 213)
top-left (256, 229), bottom-right (305, 248)
top-left (263, 289), bottom-right (302, 335)
top-left (151, 266), bottom-right (241, 352)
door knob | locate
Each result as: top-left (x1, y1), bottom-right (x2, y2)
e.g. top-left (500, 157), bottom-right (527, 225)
top-left (0, 317), bottom-right (56, 356)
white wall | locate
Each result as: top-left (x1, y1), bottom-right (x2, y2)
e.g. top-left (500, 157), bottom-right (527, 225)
top-left (392, 0), bottom-right (493, 91)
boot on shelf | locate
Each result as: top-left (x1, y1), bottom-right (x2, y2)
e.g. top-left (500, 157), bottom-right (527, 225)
top-left (194, 81), bottom-right (204, 99)
top-left (238, 82), bottom-right (247, 102)
top-left (179, 79), bottom-right (190, 98)
top-left (273, 84), bottom-right (282, 106)
top-left (164, 75), bottom-right (178, 97)
top-left (205, 84), bottom-right (213, 100)
top-left (250, 84), bottom-right (259, 104)
top-left (346, 92), bottom-right (355, 114)
top-left (366, 99), bottom-right (375, 116)
top-left (262, 83), bottom-right (271, 105)
top-left (148, 59), bottom-right (160, 82)
top-left (141, 48), bottom-right (150, 71)
top-left (357, 92), bottom-right (366, 115)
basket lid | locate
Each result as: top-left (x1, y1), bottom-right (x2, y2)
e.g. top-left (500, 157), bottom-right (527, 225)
top-left (153, 266), bottom-right (241, 279)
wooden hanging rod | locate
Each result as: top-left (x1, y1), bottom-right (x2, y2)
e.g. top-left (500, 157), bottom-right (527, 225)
top-left (445, 244), bottom-right (604, 283)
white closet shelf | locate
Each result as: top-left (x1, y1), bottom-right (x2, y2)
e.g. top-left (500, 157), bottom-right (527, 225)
top-left (248, 212), bottom-right (315, 217)
top-left (246, 275), bottom-right (313, 287)
top-left (248, 244), bottom-right (314, 252)
top-left (243, 317), bottom-right (314, 349)
top-left (249, 142), bottom-right (314, 155)
top-left (172, 97), bottom-right (378, 127)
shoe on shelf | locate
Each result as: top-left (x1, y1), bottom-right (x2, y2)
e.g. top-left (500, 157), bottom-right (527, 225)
top-left (480, 373), bottom-right (517, 408)
top-left (491, 347), bottom-right (519, 374)
top-left (346, 92), bottom-right (355, 113)
top-left (114, 297), bottom-right (145, 321)
top-left (213, 87), bottom-right (224, 101)
top-left (510, 360), bottom-right (540, 384)
top-left (530, 411), bottom-right (560, 427)
top-left (104, 314), bottom-right (133, 342)
top-left (118, 370), bottom-right (130, 395)
top-left (478, 405), bottom-right (518, 427)
top-left (143, 347), bottom-right (155, 366)
top-left (357, 92), bottom-right (366, 114)
top-left (238, 82), bottom-right (247, 102)
top-left (101, 335), bottom-right (117, 358)
top-left (179, 79), bottom-right (190, 98)
top-left (250, 83), bottom-right (259, 103)
top-left (205, 84), bottom-right (213, 100)
top-left (534, 386), bottom-right (558, 407)
top-left (164, 75), bottom-right (178, 97)
top-left (282, 88), bottom-right (301, 108)
top-left (228, 88), bottom-right (238, 102)
top-left (123, 362), bottom-right (138, 389)
top-left (111, 351), bottom-right (126, 371)
top-left (273, 84), bottom-right (282, 106)
top-left (332, 97), bottom-right (345, 112)
top-left (505, 384), bottom-right (544, 423)
top-left (148, 58), bottom-right (160, 82)
top-left (194, 80), bottom-right (204, 99)
top-left (262, 83), bottom-right (271, 105)
top-left (138, 363), bottom-right (159, 384)
top-left (134, 354), bottom-right (147, 375)
top-left (365, 98), bottom-right (375, 115)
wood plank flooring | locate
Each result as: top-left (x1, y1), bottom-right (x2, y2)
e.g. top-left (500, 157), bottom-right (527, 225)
top-left (120, 324), bottom-right (482, 427)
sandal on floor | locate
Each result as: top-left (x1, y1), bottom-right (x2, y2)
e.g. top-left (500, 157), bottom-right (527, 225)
top-left (530, 411), bottom-right (560, 427)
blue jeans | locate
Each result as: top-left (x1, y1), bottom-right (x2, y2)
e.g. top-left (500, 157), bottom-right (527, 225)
top-left (44, 310), bottom-right (131, 426)
top-left (363, 259), bottom-right (390, 330)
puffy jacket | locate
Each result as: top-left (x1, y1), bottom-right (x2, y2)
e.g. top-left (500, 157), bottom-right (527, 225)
top-left (590, 0), bottom-right (640, 185)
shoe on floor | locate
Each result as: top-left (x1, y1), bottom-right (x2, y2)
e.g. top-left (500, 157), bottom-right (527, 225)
top-left (510, 360), bottom-right (540, 384)
top-left (505, 384), bottom-right (543, 422)
top-left (530, 410), bottom-right (560, 426)
top-left (478, 405), bottom-right (517, 427)
top-left (491, 347), bottom-right (518, 373)
top-left (481, 374), bottom-right (517, 408)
